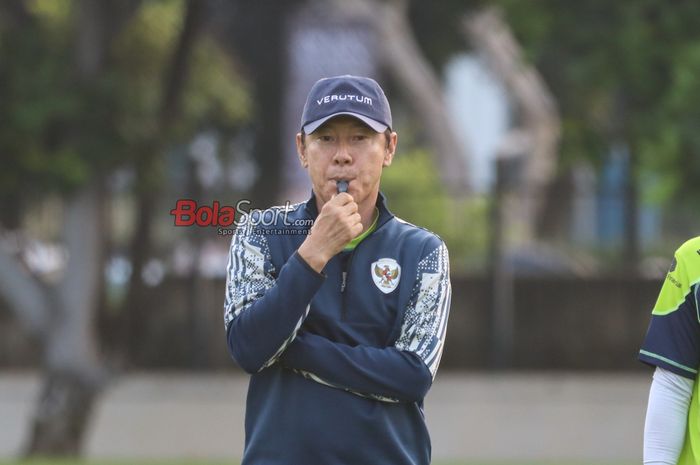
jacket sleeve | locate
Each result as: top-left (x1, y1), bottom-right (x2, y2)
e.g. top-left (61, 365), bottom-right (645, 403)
top-left (224, 218), bottom-right (325, 374)
top-left (280, 241), bottom-right (451, 403)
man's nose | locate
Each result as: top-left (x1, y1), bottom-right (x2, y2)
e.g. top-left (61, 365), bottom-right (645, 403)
top-left (332, 143), bottom-right (352, 165)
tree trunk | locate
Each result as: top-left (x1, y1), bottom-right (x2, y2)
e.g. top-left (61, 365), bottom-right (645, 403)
top-left (121, 0), bottom-right (207, 364)
top-left (1, 0), bottom-right (142, 457)
top-left (124, 159), bottom-right (158, 365)
top-left (24, 371), bottom-right (99, 455)
top-left (464, 7), bottom-right (561, 244)
top-left (23, 181), bottom-right (105, 457)
top-left (215, 0), bottom-right (298, 207)
top-left (623, 149), bottom-right (640, 272)
top-left (489, 156), bottom-right (517, 368)
top-left (331, 0), bottom-right (472, 194)
top-left (612, 92), bottom-right (640, 273)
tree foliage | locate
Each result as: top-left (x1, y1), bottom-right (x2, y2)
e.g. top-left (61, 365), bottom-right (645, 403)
top-left (381, 148), bottom-right (489, 269)
top-left (496, 0), bottom-right (700, 206)
top-left (405, 0), bottom-right (700, 208)
top-left (0, 0), bottom-right (252, 455)
top-left (0, 0), bottom-right (250, 227)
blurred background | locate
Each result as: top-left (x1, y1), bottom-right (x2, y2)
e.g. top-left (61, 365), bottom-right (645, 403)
top-left (1, 0), bottom-right (699, 463)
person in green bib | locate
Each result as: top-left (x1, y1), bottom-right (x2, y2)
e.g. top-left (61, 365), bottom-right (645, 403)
top-left (640, 236), bottom-right (700, 464)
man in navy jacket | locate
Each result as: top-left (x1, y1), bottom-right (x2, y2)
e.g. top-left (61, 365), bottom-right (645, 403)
top-left (224, 75), bottom-right (452, 465)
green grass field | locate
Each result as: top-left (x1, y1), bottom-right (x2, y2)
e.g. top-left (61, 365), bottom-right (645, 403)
top-left (0, 460), bottom-right (638, 465)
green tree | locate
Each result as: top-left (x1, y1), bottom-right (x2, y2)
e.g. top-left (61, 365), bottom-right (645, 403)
top-left (381, 149), bottom-right (489, 270)
top-left (497, 0), bottom-right (700, 207)
top-left (0, 0), bottom-right (248, 455)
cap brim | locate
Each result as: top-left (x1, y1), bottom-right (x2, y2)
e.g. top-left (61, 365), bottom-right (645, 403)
top-left (303, 112), bottom-right (388, 134)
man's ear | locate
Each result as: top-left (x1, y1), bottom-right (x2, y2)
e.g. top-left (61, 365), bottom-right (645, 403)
top-left (383, 132), bottom-right (397, 167)
top-left (296, 133), bottom-right (308, 168)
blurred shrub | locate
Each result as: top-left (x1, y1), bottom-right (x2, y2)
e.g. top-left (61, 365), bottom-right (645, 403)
top-left (381, 148), bottom-right (489, 271)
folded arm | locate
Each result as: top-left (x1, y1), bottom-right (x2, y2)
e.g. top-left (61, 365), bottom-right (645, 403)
top-left (224, 222), bottom-right (324, 373)
top-left (282, 242), bottom-right (451, 403)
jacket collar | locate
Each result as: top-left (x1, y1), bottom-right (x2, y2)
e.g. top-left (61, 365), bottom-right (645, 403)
top-left (304, 190), bottom-right (394, 229)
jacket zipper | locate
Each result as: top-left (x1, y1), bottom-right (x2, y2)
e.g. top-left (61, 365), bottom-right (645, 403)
top-left (340, 249), bottom-right (357, 320)
top-left (339, 211), bottom-right (390, 320)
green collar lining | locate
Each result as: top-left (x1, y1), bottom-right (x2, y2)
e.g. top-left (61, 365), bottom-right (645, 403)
top-left (344, 208), bottom-right (379, 251)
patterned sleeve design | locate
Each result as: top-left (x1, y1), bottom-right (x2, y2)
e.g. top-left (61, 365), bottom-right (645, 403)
top-left (394, 242), bottom-right (451, 379)
top-left (223, 220), bottom-right (315, 372)
top-left (224, 228), bottom-right (276, 330)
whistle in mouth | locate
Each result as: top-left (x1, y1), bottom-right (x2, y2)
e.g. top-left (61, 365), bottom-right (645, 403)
top-left (336, 180), bottom-right (349, 194)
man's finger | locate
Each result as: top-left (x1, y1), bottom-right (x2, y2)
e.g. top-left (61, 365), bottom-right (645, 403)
top-left (341, 201), bottom-right (359, 215)
top-left (331, 192), bottom-right (354, 206)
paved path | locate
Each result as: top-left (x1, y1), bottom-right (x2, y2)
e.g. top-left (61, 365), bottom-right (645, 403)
top-left (0, 372), bottom-right (648, 462)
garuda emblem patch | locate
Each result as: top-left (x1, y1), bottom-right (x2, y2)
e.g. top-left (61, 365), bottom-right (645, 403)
top-left (371, 258), bottom-right (401, 294)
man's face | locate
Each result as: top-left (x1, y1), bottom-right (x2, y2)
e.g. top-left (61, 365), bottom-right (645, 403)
top-left (296, 116), bottom-right (397, 208)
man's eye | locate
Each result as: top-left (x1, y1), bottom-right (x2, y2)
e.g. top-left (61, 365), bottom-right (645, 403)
top-left (352, 135), bottom-right (368, 141)
top-left (318, 135), bottom-right (333, 142)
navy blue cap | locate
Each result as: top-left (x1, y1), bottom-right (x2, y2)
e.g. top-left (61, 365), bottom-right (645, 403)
top-left (300, 75), bottom-right (392, 134)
